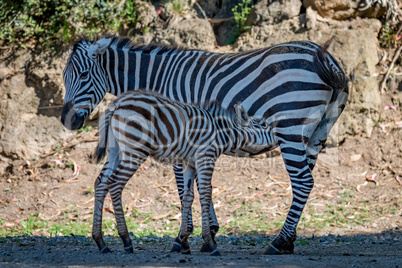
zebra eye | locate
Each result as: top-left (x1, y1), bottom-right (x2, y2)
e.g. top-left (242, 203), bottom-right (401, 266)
top-left (80, 71), bottom-right (89, 80)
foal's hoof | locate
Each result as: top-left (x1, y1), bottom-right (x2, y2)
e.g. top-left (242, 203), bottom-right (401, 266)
top-left (170, 241), bottom-right (182, 253)
top-left (264, 235), bottom-right (295, 255)
top-left (264, 244), bottom-right (294, 255)
top-left (264, 244), bottom-right (281, 255)
top-left (199, 242), bottom-right (210, 253)
top-left (181, 248), bottom-right (191, 255)
top-left (210, 248), bottom-right (221, 256)
top-left (100, 246), bottom-right (112, 254)
top-left (124, 245), bottom-right (134, 253)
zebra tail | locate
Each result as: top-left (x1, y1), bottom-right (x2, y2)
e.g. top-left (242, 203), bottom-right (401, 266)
top-left (315, 39), bottom-right (349, 95)
top-left (93, 104), bottom-right (115, 164)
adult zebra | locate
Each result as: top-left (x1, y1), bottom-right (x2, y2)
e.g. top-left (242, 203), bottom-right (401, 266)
top-left (92, 90), bottom-right (275, 255)
top-left (61, 35), bottom-right (348, 255)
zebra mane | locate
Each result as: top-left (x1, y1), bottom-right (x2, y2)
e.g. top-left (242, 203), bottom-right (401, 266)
top-left (73, 34), bottom-right (196, 55)
top-left (198, 101), bottom-right (240, 124)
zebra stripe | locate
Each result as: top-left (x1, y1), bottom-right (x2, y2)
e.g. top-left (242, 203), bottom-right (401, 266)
top-left (61, 36), bottom-right (348, 255)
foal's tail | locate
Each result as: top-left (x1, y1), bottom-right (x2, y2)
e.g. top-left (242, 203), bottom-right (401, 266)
top-left (93, 103), bottom-right (116, 164)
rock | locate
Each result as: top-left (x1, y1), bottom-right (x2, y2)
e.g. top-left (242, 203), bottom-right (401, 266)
top-left (0, 50), bottom-right (74, 169)
top-left (197, 0), bottom-right (242, 45)
top-left (249, 0), bottom-right (302, 26)
top-left (305, 6), bottom-right (317, 30)
top-left (350, 154), bottom-right (362, 162)
top-left (303, 0), bottom-right (401, 22)
top-left (155, 18), bottom-right (215, 49)
top-left (134, 0), bottom-right (159, 33)
top-left (235, 17), bottom-right (382, 143)
top-left (88, 93), bottom-right (116, 121)
top-left (197, 0), bottom-right (240, 19)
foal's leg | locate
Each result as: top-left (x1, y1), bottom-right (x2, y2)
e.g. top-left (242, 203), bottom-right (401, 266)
top-left (107, 153), bottom-right (147, 253)
top-left (170, 164), bottom-right (193, 253)
top-left (92, 147), bottom-right (121, 253)
top-left (195, 157), bottom-right (220, 256)
top-left (177, 164), bottom-right (196, 254)
top-left (198, 178), bottom-right (219, 253)
top-left (171, 164), bottom-right (220, 253)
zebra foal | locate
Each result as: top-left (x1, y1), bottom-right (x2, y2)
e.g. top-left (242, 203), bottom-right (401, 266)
top-left (92, 90), bottom-right (274, 255)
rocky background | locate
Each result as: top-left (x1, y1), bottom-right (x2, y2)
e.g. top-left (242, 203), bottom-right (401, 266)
top-left (0, 0), bottom-right (401, 174)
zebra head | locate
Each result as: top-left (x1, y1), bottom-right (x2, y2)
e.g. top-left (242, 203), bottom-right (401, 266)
top-left (61, 37), bottom-right (113, 130)
top-left (234, 103), bottom-right (269, 130)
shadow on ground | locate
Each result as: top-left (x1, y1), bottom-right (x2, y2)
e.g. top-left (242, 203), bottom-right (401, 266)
top-left (0, 230), bottom-right (401, 267)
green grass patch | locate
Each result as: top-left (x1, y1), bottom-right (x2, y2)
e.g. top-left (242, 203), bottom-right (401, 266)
top-left (218, 201), bottom-right (286, 235)
top-left (299, 202), bottom-right (374, 230)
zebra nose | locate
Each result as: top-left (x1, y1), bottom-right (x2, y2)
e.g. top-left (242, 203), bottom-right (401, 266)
top-left (61, 101), bottom-right (73, 126)
top-left (61, 101), bottom-right (85, 130)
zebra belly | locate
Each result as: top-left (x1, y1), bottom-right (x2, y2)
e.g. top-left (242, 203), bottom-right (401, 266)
top-left (225, 144), bottom-right (279, 157)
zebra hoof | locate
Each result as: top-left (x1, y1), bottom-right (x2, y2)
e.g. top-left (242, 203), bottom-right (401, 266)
top-left (264, 244), bottom-right (281, 255)
top-left (124, 245), bottom-right (134, 253)
top-left (181, 249), bottom-right (191, 255)
top-left (210, 248), bottom-right (221, 256)
top-left (170, 242), bottom-right (182, 253)
top-left (264, 244), bottom-right (294, 255)
top-left (199, 242), bottom-right (210, 253)
top-left (100, 246), bottom-right (112, 254)
top-left (264, 235), bottom-right (295, 255)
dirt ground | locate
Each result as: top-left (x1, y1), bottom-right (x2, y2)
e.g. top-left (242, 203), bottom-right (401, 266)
top-left (0, 93), bottom-right (401, 267)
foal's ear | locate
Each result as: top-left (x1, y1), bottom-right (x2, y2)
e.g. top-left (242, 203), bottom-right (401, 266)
top-left (234, 103), bottom-right (249, 126)
top-left (88, 37), bottom-right (113, 58)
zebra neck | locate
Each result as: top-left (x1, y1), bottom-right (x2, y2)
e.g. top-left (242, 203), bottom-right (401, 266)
top-left (102, 46), bottom-right (212, 99)
top-left (101, 47), bottom-right (148, 95)
top-left (232, 126), bottom-right (273, 151)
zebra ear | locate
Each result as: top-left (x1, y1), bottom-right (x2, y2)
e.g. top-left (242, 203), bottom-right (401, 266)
top-left (88, 38), bottom-right (113, 58)
top-left (234, 104), bottom-right (249, 126)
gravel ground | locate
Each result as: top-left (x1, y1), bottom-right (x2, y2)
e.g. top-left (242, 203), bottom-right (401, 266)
top-left (1, 231), bottom-right (401, 267)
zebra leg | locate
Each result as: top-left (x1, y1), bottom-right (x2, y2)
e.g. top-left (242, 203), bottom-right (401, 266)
top-left (177, 164), bottom-right (196, 255)
top-left (265, 91), bottom-right (349, 254)
top-left (265, 143), bottom-right (313, 255)
top-left (173, 164), bottom-right (194, 234)
top-left (92, 174), bottom-right (111, 253)
top-left (92, 151), bottom-right (121, 254)
top-left (171, 164), bottom-right (220, 253)
top-left (107, 156), bottom-right (146, 253)
top-left (170, 164), bottom-right (194, 253)
top-left (306, 91), bottom-right (349, 171)
top-left (196, 157), bottom-right (221, 256)
top-left (199, 181), bottom-right (219, 253)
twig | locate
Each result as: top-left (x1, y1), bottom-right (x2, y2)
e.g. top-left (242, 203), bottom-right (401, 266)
top-left (0, 69), bottom-right (15, 80)
top-left (208, 17), bottom-right (234, 24)
top-left (380, 25), bottom-right (402, 94)
top-left (194, 2), bottom-right (221, 46)
top-left (37, 105), bottom-right (63, 110)
top-left (8, 10), bottom-right (22, 27)
top-left (118, 0), bottom-right (127, 10)
top-left (396, 24), bottom-right (402, 36)
top-left (194, 2), bottom-right (207, 20)
top-left (40, 137), bottom-right (98, 158)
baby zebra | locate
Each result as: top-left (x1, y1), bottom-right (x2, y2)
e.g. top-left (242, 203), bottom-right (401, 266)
top-left (92, 90), bottom-right (275, 256)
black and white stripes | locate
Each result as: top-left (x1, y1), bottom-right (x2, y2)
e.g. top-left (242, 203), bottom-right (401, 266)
top-left (61, 36), bottom-right (348, 255)
top-left (92, 90), bottom-right (274, 255)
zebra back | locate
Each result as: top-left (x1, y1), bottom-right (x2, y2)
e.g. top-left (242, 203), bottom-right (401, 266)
top-left (93, 90), bottom-right (272, 163)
